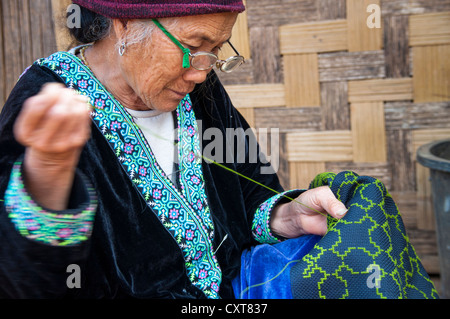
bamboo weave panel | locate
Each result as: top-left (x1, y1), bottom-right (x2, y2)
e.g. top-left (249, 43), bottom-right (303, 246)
top-left (224, 83), bottom-right (285, 108)
top-left (346, 0), bottom-right (383, 52)
top-left (279, 20), bottom-right (348, 54)
top-left (350, 102), bottom-right (387, 163)
top-left (348, 78), bottom-right (413, 103)
top-left (412, 45), bottom-right (450, 103)
top-left (409, 12), bottom-right (450, 46)
top-left (284, 53), bottom-right (321, 107)
top-left (286, 130), bottom-right (353, 162)
top-left (289, 161), bottom-right (326, 189)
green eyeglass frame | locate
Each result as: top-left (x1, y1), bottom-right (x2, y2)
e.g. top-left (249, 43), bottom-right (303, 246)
top-left (152, 19), bottom-right (245, 73)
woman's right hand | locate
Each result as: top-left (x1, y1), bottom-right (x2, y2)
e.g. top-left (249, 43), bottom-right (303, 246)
top-left (13, 83), bottom-right (92, 210)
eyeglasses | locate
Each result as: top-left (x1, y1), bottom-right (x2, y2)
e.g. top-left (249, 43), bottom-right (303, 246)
top-left (152, 19), bottom-right (245, 73)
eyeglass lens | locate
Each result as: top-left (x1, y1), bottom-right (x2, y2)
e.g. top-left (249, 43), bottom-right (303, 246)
top-left (191, 53), bottom-right (244, 72)
top-left (191, 53), bottom-right (217, 71)
top-left (219, 56), bottom-right (245, 73)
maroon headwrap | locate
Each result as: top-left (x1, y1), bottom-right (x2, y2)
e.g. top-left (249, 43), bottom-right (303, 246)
top-left (72, 0), bottom-right (245, 19)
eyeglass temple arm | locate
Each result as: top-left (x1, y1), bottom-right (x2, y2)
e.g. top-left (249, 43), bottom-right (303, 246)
top-left (152, 19), bottom-right (191, 69)
top-left (227, 40), bottom-right (242, 57)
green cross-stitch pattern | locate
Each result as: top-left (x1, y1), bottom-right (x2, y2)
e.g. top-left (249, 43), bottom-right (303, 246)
top-left (290, 171), bottom-right (439, 299)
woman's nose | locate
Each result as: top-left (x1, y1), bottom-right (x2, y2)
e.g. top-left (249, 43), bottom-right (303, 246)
top-left (183, 67), bottom-right (210, 84)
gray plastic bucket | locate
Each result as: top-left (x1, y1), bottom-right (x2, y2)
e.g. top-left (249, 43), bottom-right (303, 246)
top-left (417, 138), bottom-right (450, 298)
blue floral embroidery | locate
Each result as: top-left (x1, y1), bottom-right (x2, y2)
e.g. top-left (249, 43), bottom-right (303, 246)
top-left (36, 52), bottom-right (221, 299)
top-left (5, 162), bottom-right (96, 246)
top-left (252, 190), bottom-right (302, 244)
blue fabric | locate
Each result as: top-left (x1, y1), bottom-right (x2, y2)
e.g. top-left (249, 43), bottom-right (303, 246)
top-left (232, 234), bottom-right (321, 299)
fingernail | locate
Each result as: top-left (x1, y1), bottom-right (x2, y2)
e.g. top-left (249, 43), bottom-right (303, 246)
top-left (337, 208), bottom-right (348, 216)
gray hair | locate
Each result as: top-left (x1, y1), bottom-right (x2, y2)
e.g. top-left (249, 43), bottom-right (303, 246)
top-left (120, 18), bottom-right (179, 55)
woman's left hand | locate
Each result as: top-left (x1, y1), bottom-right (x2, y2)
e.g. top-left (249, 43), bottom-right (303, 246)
top-left (270, 186), bottom-right (348, 238)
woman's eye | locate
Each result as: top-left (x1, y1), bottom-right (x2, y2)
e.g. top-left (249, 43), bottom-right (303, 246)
top-left (183, 43), bottom-right (200, 51)
top-left (183, 42), bottom-right (222, 54)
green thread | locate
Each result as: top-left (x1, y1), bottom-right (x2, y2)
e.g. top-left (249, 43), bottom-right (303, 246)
top-left (239, 259), bottom-right (301, 298)
top-left (198, 154), bottom-right (327, 217)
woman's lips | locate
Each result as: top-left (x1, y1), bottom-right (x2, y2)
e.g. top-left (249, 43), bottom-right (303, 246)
top-left (169, 89), bottom-right (190, 98)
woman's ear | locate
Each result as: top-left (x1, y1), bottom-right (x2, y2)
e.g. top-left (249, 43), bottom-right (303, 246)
top-left (112, 19), bottom-right (129, 41)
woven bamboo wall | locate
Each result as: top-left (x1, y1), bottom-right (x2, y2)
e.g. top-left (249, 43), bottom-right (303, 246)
top-left (0, 0), bottom-right (59, 105)
top-left (217, 0), bottom-right (450, 276)
top-left (0, 0), bottom-right (449, 278)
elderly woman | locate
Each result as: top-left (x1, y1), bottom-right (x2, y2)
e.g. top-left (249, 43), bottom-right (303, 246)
top-left (0, 0), bottom-right (437, 299)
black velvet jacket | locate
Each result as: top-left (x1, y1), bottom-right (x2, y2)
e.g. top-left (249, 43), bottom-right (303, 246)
top-left (0, 63), bottom-right (288, 299)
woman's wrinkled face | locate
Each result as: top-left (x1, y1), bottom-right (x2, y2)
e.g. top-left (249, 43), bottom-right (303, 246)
top-left (117, 12), bottom-right (238, 112)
